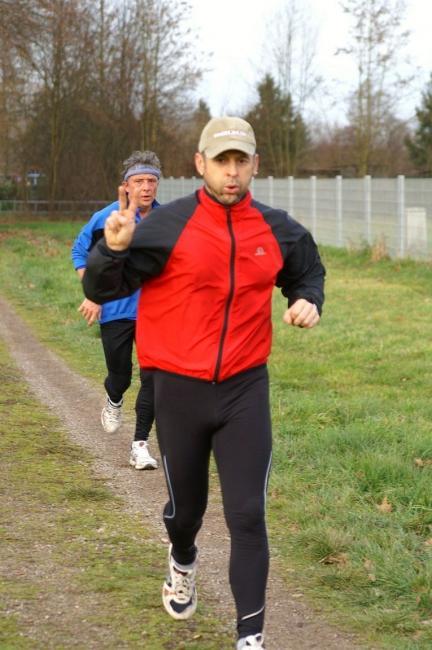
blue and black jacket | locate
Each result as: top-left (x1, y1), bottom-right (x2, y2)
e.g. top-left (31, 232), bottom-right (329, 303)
top-left (71, 199), bottom-right (160, 324)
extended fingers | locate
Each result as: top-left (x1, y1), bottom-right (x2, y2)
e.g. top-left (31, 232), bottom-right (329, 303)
top-left (118, 185), bottom-right (137, 220)
top-left (118, 185), bottom-right (128, 212)
top-left (126, 186), bottom-right (140, 219)
top-left (104, 209), bottom-right (135, 250)
top-left (105, 210), bottom-right (122, 232)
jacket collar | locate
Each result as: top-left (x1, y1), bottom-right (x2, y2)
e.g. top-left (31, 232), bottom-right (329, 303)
top-left (135, 199), bottom-right (160, 222)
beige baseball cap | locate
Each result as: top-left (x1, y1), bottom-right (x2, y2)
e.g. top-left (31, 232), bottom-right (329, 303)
top-left (198, 116), bottom-right (256, 158)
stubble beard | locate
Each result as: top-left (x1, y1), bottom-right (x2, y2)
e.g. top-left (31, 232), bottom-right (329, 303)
top-left (205, 181), bottom-right (245, 206)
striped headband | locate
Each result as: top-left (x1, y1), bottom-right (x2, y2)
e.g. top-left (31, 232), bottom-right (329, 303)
top-left (123, 164), bottom-right (161, 181)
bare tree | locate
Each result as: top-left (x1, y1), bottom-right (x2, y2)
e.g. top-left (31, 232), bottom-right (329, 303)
top-left (0, 0), bottom-right (40, 60)
top-left (131, 0), bottom-right (203, 152)
top-left (21, 0), bottom-right (126, 200)
top-left (1, 0), bottom-right (205, 199)
top-left (29, 0), bottom-right (96, 202)
top-left (0, 44), bottom-right (22, 177)
top-left (337, 0), bottom-right (413, 175)
top-left (259, 0), bottom-right (320, 176)
top-left (0, 1), bottom-right (41, 181)
top-left (264, 0), bottom-right (322, 115)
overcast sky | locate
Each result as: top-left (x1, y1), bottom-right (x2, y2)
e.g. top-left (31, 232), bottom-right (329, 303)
top-left (188, 0), bottom-right (432, 124)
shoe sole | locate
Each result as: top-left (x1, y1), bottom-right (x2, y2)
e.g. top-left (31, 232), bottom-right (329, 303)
top-left (129, 458), bottom-right (159, 470)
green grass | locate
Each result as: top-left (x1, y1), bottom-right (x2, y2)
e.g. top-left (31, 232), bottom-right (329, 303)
top-left (0, 338), bottom-right (232, 649)
top-left (0, 221), bottom-right (431, 648)
top-left (269, 246), bottom-right (432, 648)
top-left (0, 223), bottom-right (107, 383)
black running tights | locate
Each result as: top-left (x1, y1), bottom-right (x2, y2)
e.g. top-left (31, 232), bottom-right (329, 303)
top-left (100, 320), bottom-right (154, 440)
top-left (154, 365), bottom-right (272, 638)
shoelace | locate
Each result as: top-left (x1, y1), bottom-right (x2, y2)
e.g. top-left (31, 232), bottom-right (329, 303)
top-left (104, 403), bottom-right (121, 424)
top-left (171, 567), bottom-right (195, 603)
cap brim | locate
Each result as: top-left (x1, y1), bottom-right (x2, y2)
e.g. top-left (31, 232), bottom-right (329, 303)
top-left (203, 140), bottom-right (256, 158)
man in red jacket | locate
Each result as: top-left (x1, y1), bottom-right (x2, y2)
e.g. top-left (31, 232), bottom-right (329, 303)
top-left (83, 117), bottom-right (325, 650)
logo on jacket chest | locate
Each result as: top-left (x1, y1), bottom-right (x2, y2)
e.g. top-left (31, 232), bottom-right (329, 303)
top-left (234, 239), bottom-right (280, 289)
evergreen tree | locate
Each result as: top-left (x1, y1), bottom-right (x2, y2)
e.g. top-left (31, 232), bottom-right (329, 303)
top-left (245, 74), bottom-right (307, 177)
top-left (406, 74), bottom-right (432, 175)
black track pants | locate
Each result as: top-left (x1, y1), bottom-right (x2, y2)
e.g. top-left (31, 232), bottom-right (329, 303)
top-left (100, 320), bottom-right (154, 440)
top-left (154, 365), bottom-right (272, 638)
top-left (136, 369), bottom-right (155, 441)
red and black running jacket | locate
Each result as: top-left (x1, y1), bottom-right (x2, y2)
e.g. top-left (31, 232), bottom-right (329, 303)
top-left (84, 188), bottom-right (325, 382)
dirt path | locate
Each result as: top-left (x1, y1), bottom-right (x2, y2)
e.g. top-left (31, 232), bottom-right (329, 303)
top-left (0, 294), bottom-right (366, 650)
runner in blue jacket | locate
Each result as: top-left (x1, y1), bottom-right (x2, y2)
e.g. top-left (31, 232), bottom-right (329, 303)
top-left (71, 150), bottom-right (161, 470)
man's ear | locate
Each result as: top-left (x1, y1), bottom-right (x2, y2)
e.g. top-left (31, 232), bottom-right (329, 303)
top-left (195, 152), bottom-right (205, 176)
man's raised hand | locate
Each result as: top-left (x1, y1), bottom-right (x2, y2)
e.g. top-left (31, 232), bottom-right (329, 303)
top-left (104, 185), bottom-right (139, 251)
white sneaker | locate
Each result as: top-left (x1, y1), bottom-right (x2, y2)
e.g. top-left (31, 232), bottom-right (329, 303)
top-left (129, 440), bottom-right (158, 470)
top-left (162, 544), bottom-right (198, 620)
top-left (101, 396), bottom-right (123, 433)
top-left (237, 634), bottom-right (265, 649)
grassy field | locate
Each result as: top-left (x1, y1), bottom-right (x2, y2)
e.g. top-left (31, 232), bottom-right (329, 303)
top-left (0, 337), bottom-right (231, 649)
top-left (0, 220), bottom-right (431, 649)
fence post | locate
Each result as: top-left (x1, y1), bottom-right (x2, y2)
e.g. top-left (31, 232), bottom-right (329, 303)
top-left (364, 175), bottom-right (372, 245)
top-left (397, 174), bottom-right (406, 257)
top-left (268, 176), bottom-right (274, 206)
top-left (336, 175), bottom-right (343, 247)
top-left (288, 176), bottom-right (294, 215)
top-left (310, 176), bottom-right (317, 239)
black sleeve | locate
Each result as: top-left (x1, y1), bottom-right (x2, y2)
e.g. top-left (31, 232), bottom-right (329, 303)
top-left (83, 194), bottom-right (197, 304)
top-left (254, 201), bottom-right (326, 314)
top-left (276, 231), bottom-right (325, 314)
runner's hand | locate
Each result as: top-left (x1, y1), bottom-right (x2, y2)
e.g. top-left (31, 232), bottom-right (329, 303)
top-left (78, 298), bottom-right (101, 326)
top-left (283, 299), bottom-right (320, 329)
top-left (104, 185), bottom-right (138, 251)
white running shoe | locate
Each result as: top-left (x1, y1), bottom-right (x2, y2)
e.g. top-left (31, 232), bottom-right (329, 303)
top-left (162, 544), bottom-right (198, 620)
top-left (237, 634), bottom-right (265, 649)
top-left (129, 440), bottom-right (158, 470)
top-left (101, 396), bottom-right (123, 433)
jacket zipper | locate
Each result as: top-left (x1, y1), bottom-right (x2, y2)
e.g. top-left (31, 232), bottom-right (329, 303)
top-left (213, 208), bottom-right (236, 382)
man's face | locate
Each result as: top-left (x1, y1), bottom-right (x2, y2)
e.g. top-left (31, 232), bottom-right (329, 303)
top-left (124, 173), bottom-right (158, 210)
top-left (194, 150), bottom-right (259, 205)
